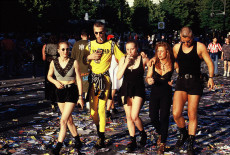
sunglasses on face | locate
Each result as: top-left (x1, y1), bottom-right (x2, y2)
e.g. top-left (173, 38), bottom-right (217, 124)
top-left (61, 48), bottom-right (69, 51)
top-left (94, 31), bottom-right (103, 35)
top-left (181, 39), bottom-right (192, 44)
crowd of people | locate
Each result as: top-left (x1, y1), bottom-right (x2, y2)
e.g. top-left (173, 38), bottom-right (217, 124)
top-left (1, 22), bottom-right (229, 155)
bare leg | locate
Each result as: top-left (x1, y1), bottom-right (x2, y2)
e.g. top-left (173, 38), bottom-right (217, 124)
top-left (173, 91), bottom-right (188, 128)
top-left (58, 103), bottom-right (78, 137)
top-left (106, 89), bottom-right (116, 111)
top-left (224, 60), bottom-right (227, 72)
top-left (131, 96), bottom-right (144, 131)
top-left (123, 97), bottom-right (135, 137)
top-left (57, 102), bottom-right (76, 142)
top-left (228, 61), bottom-right (230, 73)
top-left (187, 95), bottom-right (200, 135)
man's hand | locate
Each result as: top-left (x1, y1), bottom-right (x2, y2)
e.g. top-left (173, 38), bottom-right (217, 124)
top-left (88, 52), bottom-right (102, 60)
top-left (207, 78), bottom-right (214, 90)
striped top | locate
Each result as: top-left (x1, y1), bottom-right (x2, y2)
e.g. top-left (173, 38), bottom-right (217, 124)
top-left (207, 43), bottom-right (222, 53)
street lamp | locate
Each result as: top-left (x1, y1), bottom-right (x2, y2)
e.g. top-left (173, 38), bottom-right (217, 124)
top-left (211, 0), bottom-right (226, 16)
top-left (210, 0), bottom-right (226, 36)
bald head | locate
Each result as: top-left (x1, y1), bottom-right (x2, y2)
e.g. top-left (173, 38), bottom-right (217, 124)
top-left (180, 27), bottom-right (193, 38)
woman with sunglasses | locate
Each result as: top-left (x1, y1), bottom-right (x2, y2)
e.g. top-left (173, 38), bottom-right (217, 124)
top-left (146, 42), bottom-right (178, 154)
top-left (47, 41), bottom-right (84, 154)
top-left (117, 40), bottom-right (149, 152)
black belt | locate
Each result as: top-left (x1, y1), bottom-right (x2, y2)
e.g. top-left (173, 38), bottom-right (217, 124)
top-left (63, 83), bottom-right (74, 88)
top-left (179, 74), bottom-right (200, 79)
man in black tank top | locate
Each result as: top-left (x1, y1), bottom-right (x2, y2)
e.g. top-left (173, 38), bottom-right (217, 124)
top-left (172, 27), bottom-right (214, 155)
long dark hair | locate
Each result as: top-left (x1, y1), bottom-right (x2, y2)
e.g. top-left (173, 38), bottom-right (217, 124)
top-left (155, 42), bottom-right (174, 70)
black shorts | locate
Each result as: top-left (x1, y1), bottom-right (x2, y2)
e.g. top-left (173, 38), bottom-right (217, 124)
top-left (56, 84), bottom-right (79, 103)
top-left (175, 75), bottom-right (203, 95)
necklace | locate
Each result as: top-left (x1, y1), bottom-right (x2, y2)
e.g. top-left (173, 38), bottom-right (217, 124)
top-left (160, 61), bottom-right (167, 71)
top-left (129, 58), bottom-right (137, 72)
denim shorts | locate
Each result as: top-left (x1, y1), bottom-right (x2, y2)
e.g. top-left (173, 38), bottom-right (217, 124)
top-left (56, 83), bottom-right (79, 103)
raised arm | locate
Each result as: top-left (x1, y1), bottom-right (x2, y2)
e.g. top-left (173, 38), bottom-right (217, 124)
top-left (117, 55), bottom-right (134, 80)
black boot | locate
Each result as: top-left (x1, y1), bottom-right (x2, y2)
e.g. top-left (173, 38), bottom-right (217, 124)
top-left (50, 142), bottom-right (62, 155)
top-left (174, 127), bottom-right (188, 150)
top-left (140, 130), bottom-right (147, 146)
top-left (74, 135), bottom-right (82, 149)
top-left (95, 132), bottom-right (105, 149)
top-left (187, 135), bottom-right (195, 155)
top-left (106, 110), bottom-right (111, 118)
top-left (112, 108), bottom-right (118, 114)
top-left (127, 136), bottom-right (137, 152)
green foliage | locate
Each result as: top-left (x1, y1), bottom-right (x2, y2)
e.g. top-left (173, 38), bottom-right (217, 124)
top-left (196, 0), bottom-right (230, 32)
top-left (18, 0), bottom-right (51, 18)
top-left (3, 0), bottom-right (228, 34)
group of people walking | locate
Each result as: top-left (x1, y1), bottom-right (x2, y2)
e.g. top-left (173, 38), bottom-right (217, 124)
top-left (45, 21), bottom-right (219, 155)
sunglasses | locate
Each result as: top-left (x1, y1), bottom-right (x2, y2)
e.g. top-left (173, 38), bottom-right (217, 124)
top-left (94, 31), bottom-right (103, 35)
top-left (61, 48), bottom-right (69, 51)
top-left (181, 39), bottom-right (192, 44)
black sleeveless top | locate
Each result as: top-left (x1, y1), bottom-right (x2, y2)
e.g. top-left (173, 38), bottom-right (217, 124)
top-left (120, 56), bottom-right (145, 104)
top-left (177, 42), bottom-right (201, 76)
top-left (152, 64), bottom-right (173, 86)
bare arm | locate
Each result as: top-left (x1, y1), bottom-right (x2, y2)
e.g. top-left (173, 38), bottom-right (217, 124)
top-left (142, 57), bottom-right (149, 70)
top-left (42, 44), bottom-right (46, 61)
top-left (199, 43), bottom-right (214, 90)
top-left (74, 60), bottom-right (84, 109)
top-left (145, 61), bottom-right (154, 85)
top-left (174, 62), bottom-right (179, 73)
top-left (147, 57), bottom-right (156, 67)
top-left (173, 43), bottom-right (180, 59)
top-left (47, 61), bottom-right (64, 89)
top-left (117, 56), bottom-right (133, 80)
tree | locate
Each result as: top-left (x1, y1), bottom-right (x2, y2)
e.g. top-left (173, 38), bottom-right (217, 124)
top-left (160, 0), bottom-right (198, 33)
top-left (196, 0), bottom-right (230, 35)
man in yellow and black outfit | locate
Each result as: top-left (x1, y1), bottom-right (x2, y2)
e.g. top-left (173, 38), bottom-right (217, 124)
top-left (85, 22), bottom-right (124, 149)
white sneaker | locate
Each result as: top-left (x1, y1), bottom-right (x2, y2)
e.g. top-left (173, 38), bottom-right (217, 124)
top-left (223, 72), bottom-right (227, 77)
top-left (227, 73), bottom-right (230, 77)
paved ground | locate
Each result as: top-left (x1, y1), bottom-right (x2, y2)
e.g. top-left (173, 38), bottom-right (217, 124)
top-left (0, 61), bottom-right (229, 155)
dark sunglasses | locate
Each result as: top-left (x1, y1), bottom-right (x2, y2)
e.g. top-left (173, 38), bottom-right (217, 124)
top-left (61, 48), bottom-right (69, 51)
top-left (181, 39), bottom-right (192, 44)
top-left (94, 31), bottom-right (103, 35)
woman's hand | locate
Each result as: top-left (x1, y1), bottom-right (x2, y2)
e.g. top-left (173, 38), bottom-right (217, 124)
top-left (54, 81), bottom-right (64, 89)
top-left (221, 55), bottom-right (224, 61)
top-left (146, 77), bottom-right (154, 85)
top-left (168, 80), bottom-right (173, 86)
top-left (77, 97), bottom-right (84, 110)
top-left (147, 58), bottom-right (155, 67)
top-left (125, 55), bottom-right (134, 66)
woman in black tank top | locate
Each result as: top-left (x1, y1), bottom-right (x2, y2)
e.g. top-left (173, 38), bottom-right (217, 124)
top-left (117, 40), bottom-right (149, 152)
top-left (146, 42), bottom-right (178, 154)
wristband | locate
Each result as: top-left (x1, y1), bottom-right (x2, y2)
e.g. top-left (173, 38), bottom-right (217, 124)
top-left (79, 95), bottom-right (83, 97)
top-left (209, 77), bottom-right (213, 78)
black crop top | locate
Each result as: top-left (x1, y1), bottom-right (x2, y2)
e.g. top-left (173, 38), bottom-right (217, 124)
top-left (177, 41), bottom-right (201, 76)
